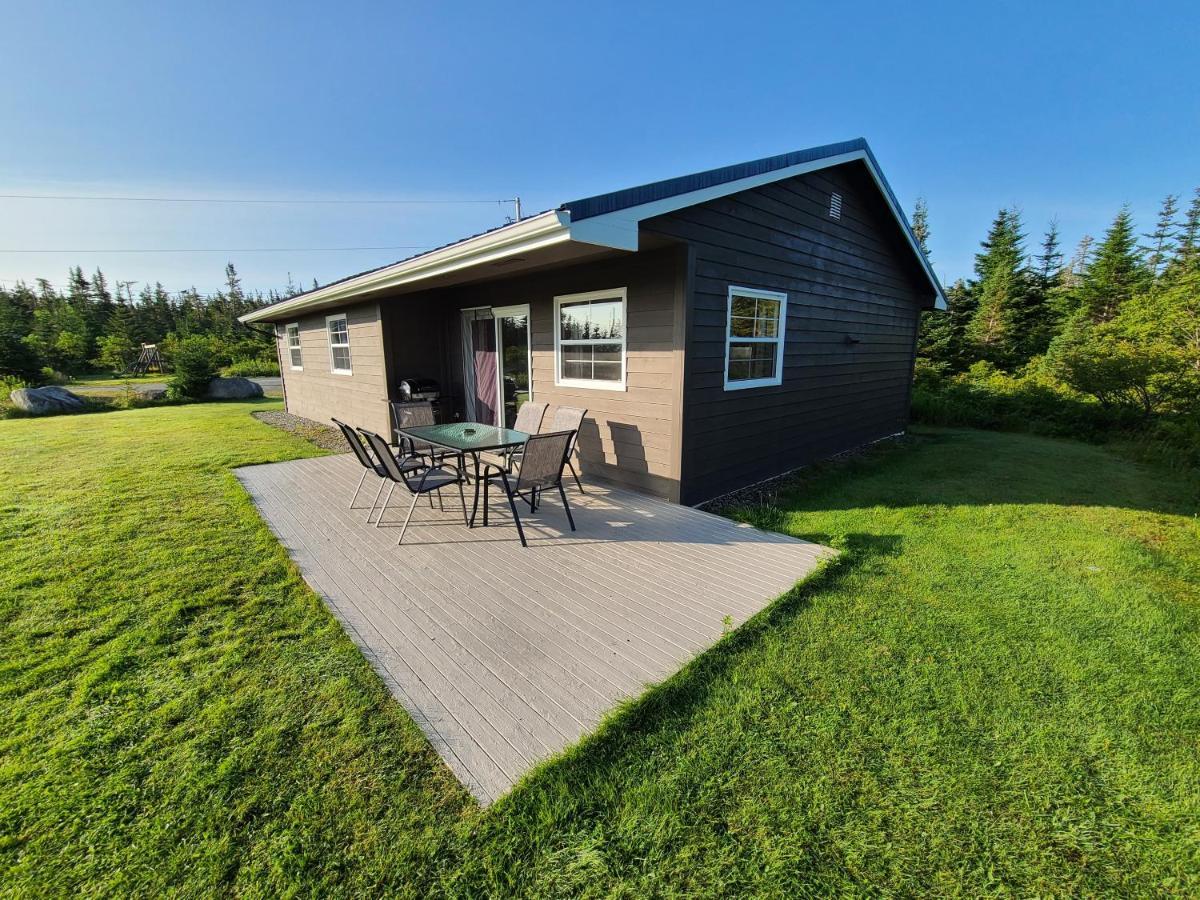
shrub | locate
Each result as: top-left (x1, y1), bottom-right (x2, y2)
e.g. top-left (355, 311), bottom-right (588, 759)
top-left (0, 331), bottom-right (41, 383)
top-left (911, 361), bottom-right (1126, 440)
top-left (96, 334), bottom-right (137, 375)
top-left (221, 354), bottom-right (280, 378)
top-left (168, 337), bottom-right (216, 400)
top-left (1124, 415), bottom-right (1200, 473)
top-left (38, 367), bottom-right (69, 386)
top-left (1047, 321), bottom-right (1187, 417)
top-left (1, 374), bottom-right (29, 395)
top-left (911, 360), bottom-right (1199, 477)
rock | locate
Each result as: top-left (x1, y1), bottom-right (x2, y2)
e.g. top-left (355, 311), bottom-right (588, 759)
top-left (9, 385), bottom-right (88, 414)
top-left (205, 376), bottom-right (264, 400)
top-left (134, 387), bottom-right (168, 401)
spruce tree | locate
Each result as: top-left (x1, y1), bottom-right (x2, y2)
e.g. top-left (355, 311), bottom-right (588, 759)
top-left (1076, 207), bottom-right (1149, 323)
top-left (1142, 194), bottom-right (1179, 277)
top-left (0, 287), bottom-right (41, 380)
top-left (1014, 219), bottom-right (1064, 358)
top-left (967, 208), bottom-right (1029, 367)
top-left (1070, 234), bottom-right (1095, 283)
top-left (911, 197), bottom-right (949, 369)
top-left (1171, 187), bottom-right (1200, 274)
top-left (96, 300), bottom-right (139, 373)
top-left (911, 197), bottom-right (931, 258)
top-left (1035, 219), bottom-right (1063, 286)
top-left (923, 279), bottom-right (975, 372)
top-left (90, 268), bottom-right (115, 328)
top-left (224, 263), bottom-right (244, 302)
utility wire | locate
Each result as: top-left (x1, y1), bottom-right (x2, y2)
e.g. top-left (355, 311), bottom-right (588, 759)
top-left (0, 245), bottom-right (430, 253)
top-left (0, 193), bottom-right (514, 205)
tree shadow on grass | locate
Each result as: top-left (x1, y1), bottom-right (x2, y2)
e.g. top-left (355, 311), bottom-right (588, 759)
top-left (739, 429), bottom-right (1198, 519)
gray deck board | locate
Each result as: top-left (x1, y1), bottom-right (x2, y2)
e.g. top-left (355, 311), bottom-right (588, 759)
top-left (237, 453), bottom-right (833, 803)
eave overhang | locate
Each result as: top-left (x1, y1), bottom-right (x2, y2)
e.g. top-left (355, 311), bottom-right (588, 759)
top-left (241, 139), bottom-right (946, 323)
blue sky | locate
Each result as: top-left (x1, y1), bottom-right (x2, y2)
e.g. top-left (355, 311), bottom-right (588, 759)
top-left (1, 0), bottom-right (1197, 295)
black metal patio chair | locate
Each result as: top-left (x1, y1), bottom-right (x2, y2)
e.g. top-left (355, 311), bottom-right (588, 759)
top-left (333, 417), bottom-right (416, 521)
top-left (389, 400), bottom-right (452, 465)
top-left (481, 430), bottom-right (576, 547)
top-left (478, 400), bottom-right (547, 473)
top-left (359, 428), bottom-right (468, 544)
top-left (543, 405), bottom-right (587, 493)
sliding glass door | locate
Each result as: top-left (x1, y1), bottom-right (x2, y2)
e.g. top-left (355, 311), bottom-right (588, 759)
top-left (463, 305), bottom-right (531, 427)
top-left (493, 305), bottom-right (531, 429)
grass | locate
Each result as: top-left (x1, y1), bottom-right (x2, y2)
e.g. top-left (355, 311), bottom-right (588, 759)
top-left (65, 373), bottom-right (167, 386)
top-left (1, 404), bottom-right (1198, 896)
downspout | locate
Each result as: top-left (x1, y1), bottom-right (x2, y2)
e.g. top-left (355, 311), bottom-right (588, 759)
top-left (240, 320), bottom-right (288, 412)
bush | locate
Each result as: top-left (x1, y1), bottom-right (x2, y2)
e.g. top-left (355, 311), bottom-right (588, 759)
top-left (912, 361), bottom-right (1129, 440)
top-left (38, 367), bottom-right (69, 386)
top-left (911, 361), bottom-right (1199, 476)
top-left (221, 354), bottom-right (279, 377)
top-left (168, 337), bottom-right (216, 400)
top-left (1, 374), bottom-right (29, 395)
top-left (1124, 415), bottom-right (1200, 473)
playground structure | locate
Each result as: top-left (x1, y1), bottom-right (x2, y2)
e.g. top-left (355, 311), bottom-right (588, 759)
top-left (126, 343), bottom-right (166, 376)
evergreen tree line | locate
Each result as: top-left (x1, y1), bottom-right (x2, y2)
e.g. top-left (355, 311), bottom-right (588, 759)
top-left (916, 188), bottom-right (1200, 419)
top-left (0, 263), bottom-right (305, 381)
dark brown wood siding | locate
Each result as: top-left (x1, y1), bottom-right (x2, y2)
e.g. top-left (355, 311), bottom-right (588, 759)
top-left (645, 161), bottom-right (930, 505)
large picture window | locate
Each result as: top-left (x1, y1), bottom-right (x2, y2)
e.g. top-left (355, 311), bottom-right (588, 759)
top-left (554, 288), bottom-right (626, 390)
top-left (285, 322), bottom-right (302, 370)
top-left (326, 313), bottom-right (352, 375)
top-left (724, 286), bottom-right (787, 390)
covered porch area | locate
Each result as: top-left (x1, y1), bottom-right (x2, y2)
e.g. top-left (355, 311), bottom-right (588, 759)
top-left (237, 452), bottom-right (833, 803)
top-left (377, 245), bottom-right (686, 501)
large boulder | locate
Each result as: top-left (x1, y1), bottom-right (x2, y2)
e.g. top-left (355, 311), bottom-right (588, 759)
top-left (134, 386), bottom-right (168, 401)
top-left (205, 376), bottom-right (264, 400)
top-left (9, 385), bottom-right (87, 414)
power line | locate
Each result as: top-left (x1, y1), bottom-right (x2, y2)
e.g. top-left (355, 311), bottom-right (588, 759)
top-left (0, 245), bottom-right (430, 254)
top-left (0, 193), bottom-right (515, 205)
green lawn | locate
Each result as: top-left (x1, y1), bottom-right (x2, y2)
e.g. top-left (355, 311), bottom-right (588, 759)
top-left (65, 374), bottom-right (167, 386)
top-left (1, 403), bottom-right (1197, 896)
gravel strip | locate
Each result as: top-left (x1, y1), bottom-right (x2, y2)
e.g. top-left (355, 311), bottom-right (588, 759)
top-left (251, 410), bottom-right (350, 452)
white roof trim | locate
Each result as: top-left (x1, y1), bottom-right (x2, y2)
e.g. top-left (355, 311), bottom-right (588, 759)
top-left (242, 149), bottom-right (945, 323)
top-left (241, 210), bottom-right (572, 322)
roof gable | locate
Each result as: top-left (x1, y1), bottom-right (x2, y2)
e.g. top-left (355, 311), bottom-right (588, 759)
top-left (561, 138), bottom-right (945, 309)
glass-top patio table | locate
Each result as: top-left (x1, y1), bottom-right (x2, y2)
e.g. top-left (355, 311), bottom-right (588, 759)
top-left (396, 422), bottom-right (529, 527)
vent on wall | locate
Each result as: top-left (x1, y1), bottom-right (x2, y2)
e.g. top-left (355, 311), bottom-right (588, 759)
top-left (829, 192), bottom-right (843, 219)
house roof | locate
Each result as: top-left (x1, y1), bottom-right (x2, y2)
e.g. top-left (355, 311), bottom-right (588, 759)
top-left (241, 138), bottom-right (945, 323)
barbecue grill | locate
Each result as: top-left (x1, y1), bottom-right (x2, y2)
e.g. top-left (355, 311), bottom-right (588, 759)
top-left (397, 377), bottom-right (443, 420)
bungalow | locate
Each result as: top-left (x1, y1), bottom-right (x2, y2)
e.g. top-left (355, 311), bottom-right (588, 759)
top-left (240, 138), bottom-right (946, 505)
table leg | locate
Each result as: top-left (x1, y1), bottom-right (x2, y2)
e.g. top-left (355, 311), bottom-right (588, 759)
top-left (468, 451), bottom-right (482, 527)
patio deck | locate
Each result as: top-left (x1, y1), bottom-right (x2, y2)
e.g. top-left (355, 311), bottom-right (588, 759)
top-left (237, 453), bottom-right (833, 803)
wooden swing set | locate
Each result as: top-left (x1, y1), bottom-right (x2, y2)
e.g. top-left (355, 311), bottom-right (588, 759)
top-left (126, 343), bottom-right (166, 376)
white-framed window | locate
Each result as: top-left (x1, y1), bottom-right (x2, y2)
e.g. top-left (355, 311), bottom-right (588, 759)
top-left (553, 287), bottom-right (626, 390)
top-left (723, 286), bottom-right (787, 391)
top-left (285, 322), bottom-right (302, 370)
top-left (326, 313), bottom-right (352, 375)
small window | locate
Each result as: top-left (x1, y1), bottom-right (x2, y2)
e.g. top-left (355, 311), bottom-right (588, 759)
top-left (724, 286), bottom-right (787, 390)
top-left (285, 323), bottom-right (302, 370)
top-left (554, 288), bottom-right (626, 390)
top-left (326, 313), bottom-right (352, 375)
